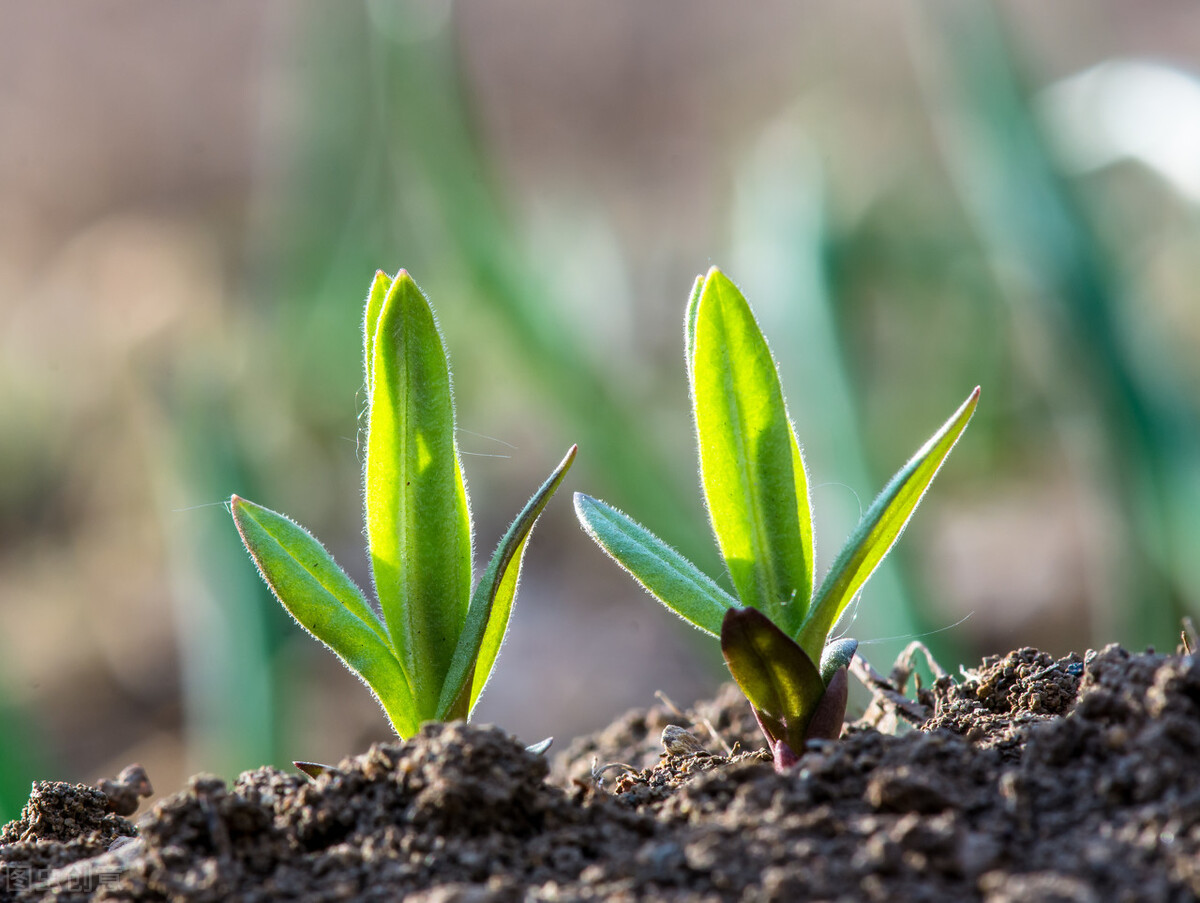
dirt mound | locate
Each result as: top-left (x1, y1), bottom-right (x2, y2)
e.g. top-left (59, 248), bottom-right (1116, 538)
top-left (3, 645), bottom-right (1198, 901)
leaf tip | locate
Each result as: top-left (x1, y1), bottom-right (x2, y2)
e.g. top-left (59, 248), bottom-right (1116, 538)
top-left (959, 385), bottom-right (982, 424)
top-left (293, 761), bottom-right (336, 781)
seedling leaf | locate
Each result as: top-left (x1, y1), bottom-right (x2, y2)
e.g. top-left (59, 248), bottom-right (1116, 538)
top-left (230, 495), bottom-right (418, 736)
top-left (363, 269), bottom-right (392, 402)
top-left (804, 666), bottom-right (850, 743)
top-left (797, 387), bottom-right (980, 660)
top-left (574, 492), bottom-right (739, 636)
top-left (683, 273), bottom-right (704, 384)
top-left (365, 271), bottom-right (473, 716)
top-left (691, 268), bottom-right (813, 632)
top-left (436, 445), bottom-right (578, 719)
top-left (719, 606), bottom-right (825, 754)
top-left (231, 495), bottom-right (390, 647)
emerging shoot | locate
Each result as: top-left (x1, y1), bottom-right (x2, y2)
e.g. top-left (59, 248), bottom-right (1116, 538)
top-left (232, 269), bottom-right (576, 739)
top-left (575, 267), bottom-right (977, 770)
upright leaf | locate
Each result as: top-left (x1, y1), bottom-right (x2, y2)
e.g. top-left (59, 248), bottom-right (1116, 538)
top-left (232, 496), bottom-right (391, 649)
top-left (230, 495), bottom-right (418, 736)
top-left (691, 267), bottom-right (813, 632)
top-left (797, 387), bottom-right (980, 661)
top-left (574, 493), bottom-right (738, 637)
top-left (436, 446), bottom-right (578, 718)
top-left (365, 271), bottom-right (472, 716)
top-left (363, 270), bottom-right (392, 402)
top-left (683, 273), bottom-right (704, 386)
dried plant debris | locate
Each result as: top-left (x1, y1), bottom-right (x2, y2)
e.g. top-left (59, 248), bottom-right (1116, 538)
top-left (3, 645), bottom-right (1200, 901)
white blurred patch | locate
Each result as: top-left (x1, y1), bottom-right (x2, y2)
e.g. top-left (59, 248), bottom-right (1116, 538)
top-left (1039, 60), bottom-right (1200, 203)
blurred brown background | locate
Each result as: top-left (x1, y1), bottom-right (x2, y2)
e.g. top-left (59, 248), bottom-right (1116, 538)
top-left (3, 0), bottom-right (1200, 819)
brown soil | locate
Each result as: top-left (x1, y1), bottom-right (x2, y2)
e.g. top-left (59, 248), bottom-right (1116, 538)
top-left (3, 644), bottom-right (1199, 901)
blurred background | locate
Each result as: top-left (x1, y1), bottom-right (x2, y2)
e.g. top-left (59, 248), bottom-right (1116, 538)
top-left (3, 0), bottom-right (1200, 820)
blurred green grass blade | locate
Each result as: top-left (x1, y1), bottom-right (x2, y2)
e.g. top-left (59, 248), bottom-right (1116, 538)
top-left (155, 410), bottom-right (282, 779)
top-left (692, 268), bottom-right (813, 632)
top-left (799, 388), bottom-right (979, 661)
top-left (366, 271), bottom-right (472, 715)
top-left (720, 606), bottom-right (823, 751)
top-left (275, 7), bottom-right (714, 585)
top-left (574, 493), bottom-right (738, 637)
top-left (231, 495), bottom-right (418, 736)
top-left (366, 21), bottom-right (713, 569)
top-left (921, 0), bottom-right (1193, 644)
top-left (231, 496), bottom-right (391, 650)
top-left (0, 687), bottom-right (49, 824)
top-left (437, 446), bottom-right (577, 719)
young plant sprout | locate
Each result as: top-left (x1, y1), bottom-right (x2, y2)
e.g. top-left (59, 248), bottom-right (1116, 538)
top-left (231, 269), bottom-right (576, 740)
top-left (574, 267), bottom-right (977, 770)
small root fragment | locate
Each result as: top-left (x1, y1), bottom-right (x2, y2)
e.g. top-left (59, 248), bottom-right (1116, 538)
top-left (851, 657), bottom-right (932, 730)
top-left (853, 641), bottom-right (951, 732)
top-left (1181, 616), bottom-right (1198, 656)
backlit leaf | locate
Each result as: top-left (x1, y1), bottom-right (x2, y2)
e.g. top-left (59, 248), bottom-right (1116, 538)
top-left (363, 269), bottom-right (392, 402)
top-left (437, 445), bottom-right (577, 719)
top-left (364, 271), bottom-right (472, 716)
top-left (574, 492), bottom-right (738, 636)
top-left (720, 606), bottom-right (824, 753)
top-left (691, 267), bottom-right (813, 632)
top-left (797, 387), bottom-right (980, 661)
top-left (231, 495), bottom-right (418, 736)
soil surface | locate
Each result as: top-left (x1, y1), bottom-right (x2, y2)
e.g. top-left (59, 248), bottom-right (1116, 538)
top-left (3, 644), bottom-right (1199, 901)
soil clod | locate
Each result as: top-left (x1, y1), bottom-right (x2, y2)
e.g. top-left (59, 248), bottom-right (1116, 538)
top-left (3, 645), bottom-right (1199, 901)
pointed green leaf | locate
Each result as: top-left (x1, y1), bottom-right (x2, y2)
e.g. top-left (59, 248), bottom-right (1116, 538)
top-left (691, 267), bottom-right (813, 631)
top-left (720, 606), bottom-right (825, 753)
top-left (574, 493), bottom-right (738, 636)
top-left (436, 445), bottom-right (578, 719)
top-left (230, 495), bottom-right (418, 736)
top-left (683, 273), bottom-right (704, 385)
top-left (231, 495), bottom-right (390, 646)
top-left (797, 387), bottom-right (980, 661)
top-left (363, 269), bottom-right (392, 402)
top-left (364, 271), bottom-right (472, 716)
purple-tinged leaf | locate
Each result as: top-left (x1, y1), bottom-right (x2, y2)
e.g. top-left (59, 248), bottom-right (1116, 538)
top-left (720, 607), bottom-right (824, 759)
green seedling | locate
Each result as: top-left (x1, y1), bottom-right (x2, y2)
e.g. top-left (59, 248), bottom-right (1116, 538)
top-left (575, 267), bottom-right (977, 770)
top-left (231, 269), bottom-right (576, 742)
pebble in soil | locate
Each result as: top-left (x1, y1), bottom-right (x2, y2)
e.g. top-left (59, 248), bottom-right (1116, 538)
top-left (1, 644), bottom-right (1198, 901)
